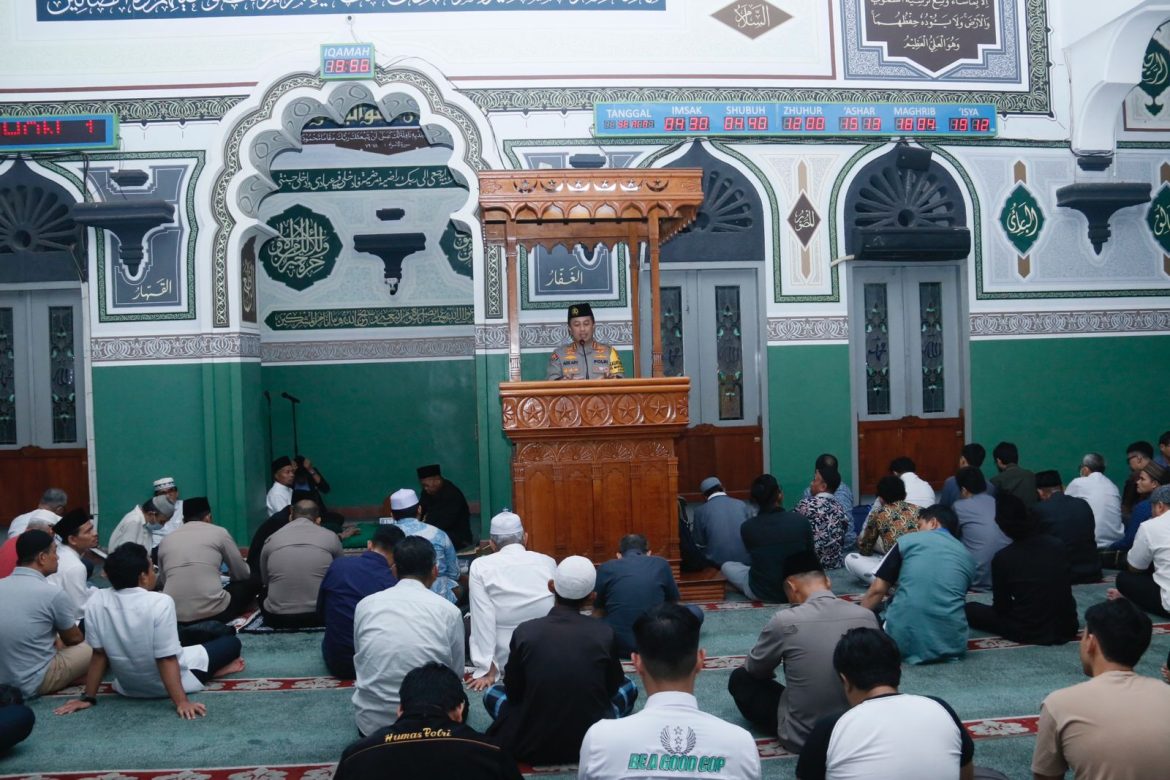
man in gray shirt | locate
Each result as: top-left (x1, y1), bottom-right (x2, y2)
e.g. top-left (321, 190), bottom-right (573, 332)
top-left (157, 497), bottom-right (254, 624)
top-left (728, 551), bottom-right (878, 752)
top-left (692, 476), bottom-right (752, 567)
top-left (0, 530), bottom-right (92, 698)
top-left (260, 499), bottom-right (342, 628)
top-left (953, 466), bottom-right (1010, 591)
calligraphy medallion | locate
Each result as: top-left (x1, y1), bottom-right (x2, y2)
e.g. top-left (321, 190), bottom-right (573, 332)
top-left (1146, 185), bottom-right (1170, 255)
top-left (711, 1), bottom-right (791, 40)
top-left (259, 205), bottom-right (341, 291)
top-left (999, 184), bottom-right (1045, 256)
top-left (787, 193), bottom-right (821, 248)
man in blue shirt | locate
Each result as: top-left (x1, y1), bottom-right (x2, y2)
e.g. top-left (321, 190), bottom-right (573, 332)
top-left (317, 525), bottom-right (405, 679)
top-left (386, 489), bottom-right (462, 604)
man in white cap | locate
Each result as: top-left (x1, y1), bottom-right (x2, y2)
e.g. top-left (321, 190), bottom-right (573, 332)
top-left (384, 488), bottom-right (461, 604)
top-left (484, 555), bottom-right (636, 766)
top-left (151, 477), bottom-right (184, 548)
top-left (467, 510), bottom-right (556, 692)
top-left (108, 495), bottom-right (176, 554)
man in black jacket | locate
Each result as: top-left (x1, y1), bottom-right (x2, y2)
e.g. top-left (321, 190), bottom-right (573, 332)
top-left (1033, 469), bottom-right (1102, 584)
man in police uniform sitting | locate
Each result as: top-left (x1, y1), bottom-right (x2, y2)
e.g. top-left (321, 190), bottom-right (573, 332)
top-left (546, 302), bottom-right (624, 380)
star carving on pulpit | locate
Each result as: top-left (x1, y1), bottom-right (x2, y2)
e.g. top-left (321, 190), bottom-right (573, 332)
top-left (551, 396), bottom-right (581, 426)
top-left (644, 394), bottom-right (671, 422)
top-left (613, 394), bottom-right (640, 424)
top-left (581, 396), bottom-right (611, 426)
top-left (518, 398), bottom-right (548, 428)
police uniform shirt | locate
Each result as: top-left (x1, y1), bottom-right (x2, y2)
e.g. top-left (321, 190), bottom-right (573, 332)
top-left (578, 691), bottom-right (762, 779)
top-left (546, 340), bottom-right (625, 380)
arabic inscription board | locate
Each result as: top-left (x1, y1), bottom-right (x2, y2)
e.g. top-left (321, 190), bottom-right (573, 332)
top-left (861, 0), bottom-right (999, 77)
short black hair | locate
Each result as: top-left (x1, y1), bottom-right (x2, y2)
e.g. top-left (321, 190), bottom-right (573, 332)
top-left (392, 536), bottom-right (436, 579)
top-left (1159, 431), bottom-right (1170, 448)
top-left (876, 475), bottom-right (907, 503)
top-left (371, 525), bottom-right (406, 551)
top-left (817, 465), bottom-right (842, 494)
top-left (106, 543), bottom-right (152, 590)
top-left (750, 474), bottom-right (781, 511)
top-left (994, 493), bottom-right (1037, 541)
top-left (1127, 441), bottom-right (1155, 459)
top-left (1084, 599), bottom-right (1152, 668)
top-left (619, 534), bottom-right (649, 554)
top-left (956, 466), bottom-right (987, 495)
top-left (399, 662), bottom-right (465, 716)
top-left (889, 456), bottom-right (916, 475)
top-left (920, 504), bottom-right (960, 537)
top-left (833, 627), bottom-right (901, 691)
top-left (961, 443), bottom-right (987, 469)
top-left (633, 602), bottom-right (701, 682)
top-left (15, 530), bottom-right (54, 565)
top-left (993, 441), bottom-right (1019, 465)
top-left (814, 453), bottom-right (839, 471)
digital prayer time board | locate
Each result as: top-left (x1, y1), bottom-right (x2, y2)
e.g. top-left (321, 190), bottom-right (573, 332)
top-left (0, 114), bottom-right (118, 152)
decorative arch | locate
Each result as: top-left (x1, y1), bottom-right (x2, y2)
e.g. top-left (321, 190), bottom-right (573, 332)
top-left (0, 159), bottom-right (84, 283)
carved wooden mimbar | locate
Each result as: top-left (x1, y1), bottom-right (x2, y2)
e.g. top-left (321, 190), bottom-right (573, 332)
top-left (480, 169), bottom-right (703, 564)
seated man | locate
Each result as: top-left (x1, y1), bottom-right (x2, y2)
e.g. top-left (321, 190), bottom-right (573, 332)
top-left (799, 453), bottom-right (854, 514)
top-left (157, 497), bottom-right (254, 625)
top-left (417, 464), bottom-right (473, 551)
top-left (52, 543), bottom-right (244, 720)
top-left (260, 499), bottom-right (342, 628)
top-left (46, 509), bottom-right (99, 625)
top-left (6, 487), bottom-right (66, 539)
top-left (485, 556), bottom-right (637, 766)
top-left (796, 628), bottom-right (975, 780)
top-left (150, 477), bottom-right (184, 548)
top-left (352, 537), bottom-right (464, 737)
top-left (318, 524), bottom-right (405, 679)
top-left (722, 474), bottom-right (814, 604)
top-left (990, 441), bottom-right (1037, 507)
top-left (889, 456), bottom-right (937, 508)
top-left (1032, 599), bottom-right (1170, 779)
top-left (953, 466), bottom-right (1010, 592)
top-left (861, 505), bottom-right (976, 664)
top-left (794, 465), bottom-right (850, 570)
top-left (593, 533), bottom-right (702, 658)
top-left (0, 531), bottom-right (92, 697)
top-left (939, 443), bottom-right (995, 508)
top-left (1110, 484), bottom-right (1170, 618)
top-left (386, 488), bottom-right (461, 603)
top-left (1033, 469), bottom-right (1102, 584)
top-left (0, 693), bottom-right (34, 755)
top-left (0, 519), bottom-right (55, 578)
top-left (108, 495), bottom-right (175, 553)
top-left (266, 456), bottom-right (297, 517)
top-left (1065, 452), bottom-right (1124, 548)
top-left (579, 602), bottom-right (761, 780)
top-left (843, 476), bottom-right (919, 585)
top-left (335, 662), bottom-right (522, 780)
top-left (692, 475), bottom-right (752, 569)
top-left (467, 511), bottom-right (556, 692)
top-left (964, 494), bottom-right (1079, 645)
top-left (246, 488), bottom-right (315, 591)
top-left (729, 552), bottom-right (878, 753)
top-left (1122, 441), bottom-right (1155, 521)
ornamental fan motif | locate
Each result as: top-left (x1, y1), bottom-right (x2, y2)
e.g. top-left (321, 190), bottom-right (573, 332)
top-left (0, 184), bottom-right (79, 255)
top-left (684, 170), bottom-right (754, 234)
top-left (852, 167), bottom-right (958, 230)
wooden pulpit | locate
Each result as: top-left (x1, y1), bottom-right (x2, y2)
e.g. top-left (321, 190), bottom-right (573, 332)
top-left (500, 377), bottom-right (689, 563)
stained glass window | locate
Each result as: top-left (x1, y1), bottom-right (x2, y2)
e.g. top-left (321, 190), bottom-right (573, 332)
top-left (660, 286), bottom-right (684, 378)
top-left (0, 308), bottom-right (14, 445)
top-left (919, 282), bottom-right (945, 414)
top-left (715, 286), bottom-right (743, 421)
top-left (48, 306), bottom-right (77, 444)
top-left (864, 283), bottom-right (891, 415)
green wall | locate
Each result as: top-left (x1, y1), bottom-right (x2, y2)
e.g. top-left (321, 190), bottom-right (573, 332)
top-left (766, 343), bottom-right (854, 500)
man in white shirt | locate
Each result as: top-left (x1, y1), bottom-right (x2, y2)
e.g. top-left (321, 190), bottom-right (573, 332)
top-left (47, 509), bottom-right (98, 624)
top-left (890, 457), bottom-right (936, 508)
top-left (467, 510), bottom-right (555, 692)
top-left (352, 536), bottom-right (464, 737)
top-left (1065, 452), bottom-right (1123, 548)
top-left (150, 477), bottom-right (184, 548)
top-left (107, 496), bottom-right (175, 554)
top-left (52, 542), bottom-right (244, 720)
top-left (7, 488), bottom-right (66, 539)
top-left (266, 456), bottom-right (296, 517)
top-left (578, 602), bottom-right (761, 780)
top-left (1111, 484), bottom-right (1170, 617)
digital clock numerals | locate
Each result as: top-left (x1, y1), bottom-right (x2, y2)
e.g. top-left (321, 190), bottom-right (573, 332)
top-left (324, 58), bottom-right (372, 74)
top-left (948, 117), bottom-right (992, 133)
top-left (782, 116), bottom-right (826, 131)
top-left (895, 117), bottom-right (938, 132)
top-left (722, 116), bottom-right (769, 131)
top-left (838, 117), bottom-right (884, 132)
top-left (664, 116), bottom-right (710, 132)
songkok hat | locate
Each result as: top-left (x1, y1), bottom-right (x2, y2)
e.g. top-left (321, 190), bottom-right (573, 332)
top-left (1151, 485), bottom-right (1170, 506)
top-left (151, 495), bottom-right (176, 519)
top-left (181, 496), bottom-right (210, 520)
top-left (553, 555), bottom-right (597, 600)
top-left (54, 508), bottom-right (91, 541)
top-left (390, 488), bottom-right (420, 511)
top-left (16, 529), bottom-right (54, 562)
top-left (153, 477), bottom-right (176, 494)
top-left (567, 302), bottom-right (594, 322)
top-left (699, 476), bottom-right (721, 493)
top-left (1142, 460), bottom-right (1169, 485)
top-left (1035, 470), bottom-right (1063, 489)
top-left (271, 455), bottom-right (293, 473)
top-left (490, 510), bottom-right (523, 536)
top-left (416, 464), bottom-right (441, 480)
top-left (782, 550), bottom-right (824, 578)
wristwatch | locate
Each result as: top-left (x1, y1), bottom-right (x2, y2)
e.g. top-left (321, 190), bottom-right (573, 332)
top-left (80, 695), bottom-right (97, 706)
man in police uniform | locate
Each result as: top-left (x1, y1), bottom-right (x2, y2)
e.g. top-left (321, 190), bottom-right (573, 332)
top-left (546, 302), bottom-right (624, 380)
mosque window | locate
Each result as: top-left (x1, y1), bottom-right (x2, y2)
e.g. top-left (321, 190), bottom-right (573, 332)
top-left (864, 283), bottom-right (891, 416)
top-left (919, 282), bottom-right (945, 414)
top-left (660, 286), bottom-right (684, 378)
top-left (715, 286), bottom-right (744, 421)
top-left (48, 306), bottom-right (77, 444)
top-left (0, 308), bottom-right (14, 444)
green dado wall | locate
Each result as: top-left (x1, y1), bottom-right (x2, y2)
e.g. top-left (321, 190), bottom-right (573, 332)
top-left (92, 361), bottom-right (268, 544)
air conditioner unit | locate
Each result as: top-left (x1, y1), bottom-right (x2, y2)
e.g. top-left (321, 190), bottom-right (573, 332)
top-left (852, 227), bottom-right (971, 262)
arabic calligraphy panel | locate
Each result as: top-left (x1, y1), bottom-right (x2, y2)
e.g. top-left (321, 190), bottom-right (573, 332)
top-left (259, 205), bottom-right (342, 292)
top-left (1124, 22), bottom-right (1170, 131)
top-left (532, 243), bottom-right (616, 298)
top-left (999, 184), bottom-right (1045, 256)
top-left (1146, 185), bottom-right (1170, 256)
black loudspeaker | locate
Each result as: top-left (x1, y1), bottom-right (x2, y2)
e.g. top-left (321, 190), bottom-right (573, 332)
top-left (853, 227), bottom-right (971, 262)
top-left (895, 145), bottom-right (933, 171)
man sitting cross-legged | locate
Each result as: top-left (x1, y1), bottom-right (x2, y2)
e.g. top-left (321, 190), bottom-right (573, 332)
top-left (335, 662), bottom-right (522, 780)
top-left (157, 497), bottom-right (254, 627)
top-left (843, 475), bottom-right (920, 586)
top-left (260, 498), bottom-right (342, 629)
top-left (1033, 469), bottom-right (1102, 584)
top-left (1109, 484), bottom-right (1170, 618)
top-left (318, 524), bottom-right (405, 679)
top-left (352, 536), bottom-right (464, 737)
top-left (53, 542), bottom-right (244, 720)
top-left (578, 602), bottom-right (761, 780)
top-left (728, 551), bottom-right (879, 753)
top-left (1032, 598), bottom-right (1170, 780)
top-left (45, 509), bottom-right (99, 626)
top-left (722, 474), bottom-right (814, 604)
top-left (796, 628), bottom-right (976, 780)
top-left (386, 488), bottom-right (462, 604)
top-left (794, 466), bottom-right (851, 570)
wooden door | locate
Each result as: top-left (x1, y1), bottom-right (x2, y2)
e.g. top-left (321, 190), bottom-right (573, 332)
top-left (648, 269), bottom-right (763, 501)
top-left (0, 290), bottom-right (89, 525)
top-left (852, 266), bottom-right (964, 494)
